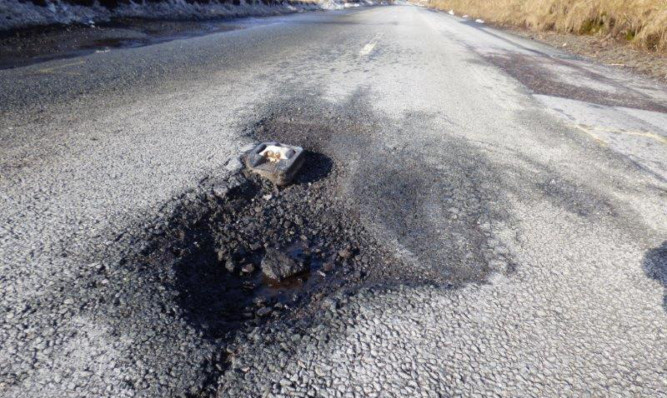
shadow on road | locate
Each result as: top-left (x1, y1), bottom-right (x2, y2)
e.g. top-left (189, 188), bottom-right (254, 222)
top-left (642, 241), bottom-right (666, 312)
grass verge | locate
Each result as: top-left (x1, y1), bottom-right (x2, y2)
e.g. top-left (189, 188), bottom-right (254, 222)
top-left (424, 0), bottom-right (667, 53)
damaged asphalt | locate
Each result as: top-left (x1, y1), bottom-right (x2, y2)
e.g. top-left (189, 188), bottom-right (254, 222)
top-left (1, 4), bottom-right (666, 398)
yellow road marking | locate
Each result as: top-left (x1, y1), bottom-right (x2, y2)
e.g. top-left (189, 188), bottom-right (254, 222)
top-left (35, 60), bottom-right (86, 75)
top-left (575, 124), bottom-right (666, 145)
top-left (575, 125), bottom-right (607, 147)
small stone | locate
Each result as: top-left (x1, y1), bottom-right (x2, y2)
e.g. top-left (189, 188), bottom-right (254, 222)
top-left (261, 249), bottom-right (307, 281)
top-left (216, 249), bottom-right (227, 262)
top-left (225, 258), bottom-right (236, 273)
top-left (241, 263), bottom-right (255, 273)
top-left (338, 248), bottom-right (352, 259)
top-left (212, 184), bottom-right (229, 199)
top-left (225, 157), bottom-right (243, 172)
top-left (256, 307), bottom-right (272, 317)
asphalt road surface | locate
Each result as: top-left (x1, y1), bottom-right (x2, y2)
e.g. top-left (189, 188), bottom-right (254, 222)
top-left (1, 4), bottom-right (666, 398)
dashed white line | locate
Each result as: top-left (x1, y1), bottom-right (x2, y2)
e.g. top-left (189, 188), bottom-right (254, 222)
top-left (360, 34), bottom-right (382, 56)
top-left (360, 42), bottom-right (377, 56)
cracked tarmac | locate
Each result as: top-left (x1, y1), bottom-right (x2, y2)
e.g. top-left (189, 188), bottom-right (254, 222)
top-left (1, 4), bottom-right (666, 398)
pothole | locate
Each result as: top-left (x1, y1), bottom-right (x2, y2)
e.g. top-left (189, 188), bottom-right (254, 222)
top-left (99, 92), bottom-right (519, 396)
top-left (92, 95), bottom-right (421, 396)
top-left (137, 148), bottom-right (409, 345)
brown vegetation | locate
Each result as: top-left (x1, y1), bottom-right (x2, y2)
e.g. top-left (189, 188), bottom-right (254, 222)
top-left (426, 0), bottom-right (667, 52)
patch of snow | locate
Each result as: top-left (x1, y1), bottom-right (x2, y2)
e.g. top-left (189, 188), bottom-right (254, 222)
top-left (0, 0), bottom-right (372, 32)
top-left (448, 10), bottom-right (454, 15)
top-left (475, 18), bottom-right (484, 24)
top-left (462, 14), bottom-right (469, 19)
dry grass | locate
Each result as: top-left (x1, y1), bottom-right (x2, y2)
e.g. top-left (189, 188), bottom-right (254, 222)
top-left (426, 0), bottom-right (667, 52)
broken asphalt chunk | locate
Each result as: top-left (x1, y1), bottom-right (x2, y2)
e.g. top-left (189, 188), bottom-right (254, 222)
top-left (261, 248), bottom-right (307, 281)
top-left (243, 142), bottom-right (305, 186)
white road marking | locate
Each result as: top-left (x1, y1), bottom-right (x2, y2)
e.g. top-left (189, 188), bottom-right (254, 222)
top-left (360, 42), bottom-right (376, 56)
top-left (359, 34), bottom-right (382, 56)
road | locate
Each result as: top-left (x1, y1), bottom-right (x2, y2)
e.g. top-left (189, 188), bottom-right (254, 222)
top-left (1, 4), bottom-right (666, 397)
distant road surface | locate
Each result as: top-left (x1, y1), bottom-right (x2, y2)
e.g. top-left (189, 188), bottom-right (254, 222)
top-left (1, 4), bottom-right (665, 398)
